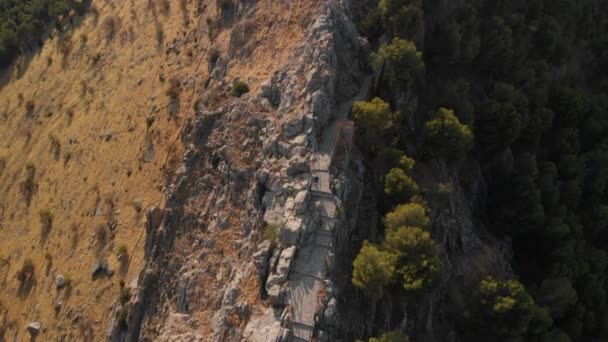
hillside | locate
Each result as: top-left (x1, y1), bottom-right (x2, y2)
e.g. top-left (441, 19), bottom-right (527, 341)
top-left (0, 0), bottom-right (317, 340)
top-left (1, 0), bottom-right (608, 342)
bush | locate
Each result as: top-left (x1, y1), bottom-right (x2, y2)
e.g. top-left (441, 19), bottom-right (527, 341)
top-left (208, 48), bottom-right (220, 66)
top-left (117, 307), bottom-right (129, 331)
top-left (102, 16), bottom-right (119, 41)
top-left (192, 99), bottom-right (201, 112)
top-left (231, 81), bottom-right (249, 97)
top-left (40, 210), bottom-right (54, 236)
top-left (16, 258), bottom-right (35, 283)
top-left (146, 115), bottom-right (156, 130)
top-left (117, 244), bottom-right (128, 258)
top-left (384, 203), bottom-right (429, 231)
top-left (166, 77), bottom-right (181, 99)
top-left (119, 284), bottom-right (131, 305)
top-left (424, 107), bottom-right (474, 159)
top-left (263, 223), bottom-right (278, 242)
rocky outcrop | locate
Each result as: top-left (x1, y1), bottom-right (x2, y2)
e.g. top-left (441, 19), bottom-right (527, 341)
top-left (109, 1), bottom-right (370, 341)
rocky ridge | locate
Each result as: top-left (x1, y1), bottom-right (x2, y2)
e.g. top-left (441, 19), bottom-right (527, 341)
top-left (110, 1), bottom-right (370, 341)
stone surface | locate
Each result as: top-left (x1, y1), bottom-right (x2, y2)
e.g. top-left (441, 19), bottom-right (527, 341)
top-left (55, 274), bottom-right (65, 288)
top-left (266, 246), bottom-right (296, 289)
top-left (280, 218), bottom-right (302, 246)
top-left (27, 322), bottom-right (42, 336)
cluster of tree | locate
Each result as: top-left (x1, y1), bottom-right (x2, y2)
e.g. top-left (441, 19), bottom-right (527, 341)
top-left (0, 0), bottom-right (85, 67)
top-left (353, 0), bottom-right (608, 340)
top-left (352, 201), bottom-right (441, 296)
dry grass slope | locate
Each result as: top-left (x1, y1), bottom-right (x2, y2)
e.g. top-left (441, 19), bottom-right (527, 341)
top-left (0, 0), bottom-right (320, 340)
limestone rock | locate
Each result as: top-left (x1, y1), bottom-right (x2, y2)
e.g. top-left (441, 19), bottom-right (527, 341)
top-left (293, 190), bottom-right (310, 214)
top-left (55, 274), bottom-right (65, 288)
top-left (266, 246), bottom-right (296, 289)
top-left (27, 322), bottom-right (41, 336)
top-left (286, 157), bottom-right (309, 177)
top-left (280, 218), bottom-right (302, 245)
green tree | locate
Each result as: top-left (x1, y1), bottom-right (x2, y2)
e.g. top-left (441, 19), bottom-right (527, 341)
top-left (353, 97), bottom-right (395, 151)
top-left (384, 202), bottom-right (429, 232)
top-left (424, 108), bottom-right (474, 159)
top-left (373, 38), bottom-right (424, 89)
top-left (536, 277), bottom-right (578, 318)
top-left (384, 168), bottom-right (419, 202)
top-left (471, 276), bottom-right (549, 338)
top-left (385, 226), bottom-right (441, 291)
top-left (369, 330), bottom-right (410, 342)
top-left (352, 241), bottom-right (395, 295)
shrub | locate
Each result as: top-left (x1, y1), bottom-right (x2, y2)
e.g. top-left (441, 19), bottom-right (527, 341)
top-left (117, 244), bottom-right (128, 258)
top-left (117, 307), bottom-right (129, 331)
top-left (146, 115), bottom-right (155, 130)
top-left (231, 81), bottom-right (249, 97)
top-left (49, 134), bottom-right (61, 158)
top-left (25, 100), bottom-right (35, 116)
top-left (219, 0), bottom-right (232, 11)
top-left (40, 210), bottom-right (54, 236)
top-left (263, 223), bottom-right (278, 242)
top-left (166, 77), bottom-right (181, 99)
top-left (16, 258), bottom-right (35, 283)
top-left (192, 99), bottom-right (201, 112)
top-left (95, 224), bottom-right (107, 245)
top-left (102, 16), bottom-right (120, 41)
top-left (208, 48), bottom-right (220, 66)
top-left (384, 203), bottom-right (429, 231)
top-left (155, 23), bottom-right (164, 45)
top-left (119, 284), bottom-right (131, 305)
top-left (21, 163), bottom-right (38, 205)
top-left (159, 0), bottom-right (171, 15)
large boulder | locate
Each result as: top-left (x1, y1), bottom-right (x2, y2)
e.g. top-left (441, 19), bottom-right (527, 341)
top-left (266, 246), bottom-right (297, 289)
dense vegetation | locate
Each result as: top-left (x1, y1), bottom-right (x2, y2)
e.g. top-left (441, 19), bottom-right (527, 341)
top-left (0, 0), bottom-right (85, 67)
top-left (352, 0), bottom-right (608, 340)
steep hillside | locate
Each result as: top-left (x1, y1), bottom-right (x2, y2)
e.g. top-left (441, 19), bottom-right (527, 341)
top-left (0, 0), bottom-right (318, 340)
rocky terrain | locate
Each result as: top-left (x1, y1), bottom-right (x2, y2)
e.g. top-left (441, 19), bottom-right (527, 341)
top-left (0, 0), bottom-right (535, 341)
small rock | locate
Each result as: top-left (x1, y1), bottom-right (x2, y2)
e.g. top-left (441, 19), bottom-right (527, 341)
top-left (55, 274), bottom-right (66, 288)
top-left (91, 260), bottom-right (113, 278)
top-left (104, 132), bottom-right (113, 141)
top-left (55, 301), bottom-right (62, 313)
top-left (27, 322), bottom-right (42, 336)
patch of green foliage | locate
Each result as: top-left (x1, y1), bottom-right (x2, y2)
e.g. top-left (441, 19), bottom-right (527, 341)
top-left (0, 0), bottom-right (86, 67)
